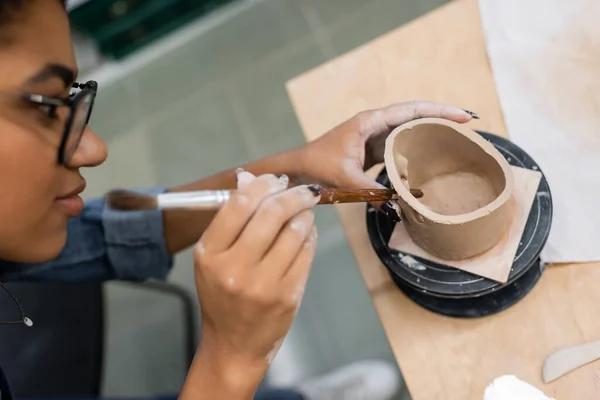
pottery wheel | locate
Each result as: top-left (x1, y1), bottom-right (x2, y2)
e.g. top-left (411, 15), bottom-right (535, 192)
top-left (366, 131), bottom-right (553, 318)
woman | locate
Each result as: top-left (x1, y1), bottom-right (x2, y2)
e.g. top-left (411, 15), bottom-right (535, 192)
top-left (0, 0), bottom-right (476, 398)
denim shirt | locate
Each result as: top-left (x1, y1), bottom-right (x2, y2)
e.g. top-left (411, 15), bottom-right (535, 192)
top-left (0, 187), bottom-right (174, 282)
top-left (0, 187), bottom-right (177, 399)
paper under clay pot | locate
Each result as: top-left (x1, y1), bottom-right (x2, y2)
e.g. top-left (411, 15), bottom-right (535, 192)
top-left (384, 117), bottom-right (514, 260)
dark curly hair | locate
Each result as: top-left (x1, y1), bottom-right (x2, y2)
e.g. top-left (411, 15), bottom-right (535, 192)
top-left (0, 0), bottom-right (67, 25)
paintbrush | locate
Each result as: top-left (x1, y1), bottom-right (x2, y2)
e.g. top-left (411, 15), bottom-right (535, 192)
top-left (106, 186), bottom-right (424, 211)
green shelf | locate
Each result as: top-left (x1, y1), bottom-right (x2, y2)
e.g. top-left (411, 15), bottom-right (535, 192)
top-left (69, 0), bottom-right (237, 60)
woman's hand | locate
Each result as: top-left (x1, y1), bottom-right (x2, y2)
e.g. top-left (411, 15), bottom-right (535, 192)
top-left (162, 101), bottom-right (477, 255)
top-left (181, 170), bottom-right (319, 399)
top-left (297, 101), bottom-right (476, 190)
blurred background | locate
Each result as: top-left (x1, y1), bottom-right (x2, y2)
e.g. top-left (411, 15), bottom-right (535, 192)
top-left (66, 0), bottom-right (448, 398)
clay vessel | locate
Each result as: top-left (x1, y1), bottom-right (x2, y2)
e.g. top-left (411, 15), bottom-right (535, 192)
top-left (384, 117), bottom-right (514, 260)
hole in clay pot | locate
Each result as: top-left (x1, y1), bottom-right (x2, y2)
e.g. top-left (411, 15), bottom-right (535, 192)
top-left (393, 124), bottom-right (506, 216)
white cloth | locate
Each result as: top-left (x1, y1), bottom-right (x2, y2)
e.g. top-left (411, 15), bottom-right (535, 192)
top-left (478, 0), bottom-right (600, 263)
top-left (484, 375), bottom-right (554, 400)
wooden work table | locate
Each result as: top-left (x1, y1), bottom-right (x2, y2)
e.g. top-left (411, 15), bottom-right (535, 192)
top-left (286, 0), bottom-right (600, 398)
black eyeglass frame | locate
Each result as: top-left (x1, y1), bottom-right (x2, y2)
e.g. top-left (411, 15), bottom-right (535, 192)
top-left (20, 80), bottom-right (98, 165)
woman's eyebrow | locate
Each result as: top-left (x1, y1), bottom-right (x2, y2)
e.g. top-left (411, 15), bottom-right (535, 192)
top-left (23, 63), bottom-right (77, 89)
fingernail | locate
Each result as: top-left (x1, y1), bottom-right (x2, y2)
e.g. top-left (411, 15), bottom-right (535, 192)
top-left (381, 202), bottom-right (401, 222)
top-left (277, 174), bottom-right (290, 187)
top-left (235, 167), bottom-right (244, 175)
top-left (462, 109), bottom-right (480, 119)
top-left (306, 184), bottom-right (322, 197)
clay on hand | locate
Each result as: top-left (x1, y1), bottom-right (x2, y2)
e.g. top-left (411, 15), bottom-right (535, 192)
top-left (384, 118), bottom-right (514, 260)
top-left (192, 170), bottom-right (319, 383)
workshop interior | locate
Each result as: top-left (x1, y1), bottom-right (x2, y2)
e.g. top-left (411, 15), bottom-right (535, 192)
top-left (0, 0), bottom-right (597, 399)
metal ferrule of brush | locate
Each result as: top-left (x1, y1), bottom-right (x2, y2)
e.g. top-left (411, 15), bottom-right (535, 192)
top-left (156, 190), bottom-right (232, 209)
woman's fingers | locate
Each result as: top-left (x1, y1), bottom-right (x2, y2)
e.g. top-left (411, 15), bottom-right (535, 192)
top-left (236, 169), bottom-right (256, 190)
top-left (281, 226), bottom-right (318, 307)
top-left (230, 185), bottom-right (320, 264)
top-left (259, 209), bottom-right (315, 279)
top-left (358, 101), bottom-right (474, 138)
top-left (200, 172), bottom-right (287, 254)
top-left (383, 101), bottom-right (474, 126)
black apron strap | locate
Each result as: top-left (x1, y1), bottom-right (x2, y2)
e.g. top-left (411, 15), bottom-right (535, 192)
top-left (0, 366), bottom-right (14, 400)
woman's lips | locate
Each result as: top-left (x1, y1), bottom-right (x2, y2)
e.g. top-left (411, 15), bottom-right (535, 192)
top-left (54, 195), bottom-right (84, 216)
top-left (55, 181), bottom-right (86, 216)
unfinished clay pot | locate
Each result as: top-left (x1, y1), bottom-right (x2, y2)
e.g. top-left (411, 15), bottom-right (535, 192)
top-left (384, 117), bottom-right (514, 260)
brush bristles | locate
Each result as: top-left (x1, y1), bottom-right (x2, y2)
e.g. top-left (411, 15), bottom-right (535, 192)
top-left (106, 189), bottom-right (158, 211)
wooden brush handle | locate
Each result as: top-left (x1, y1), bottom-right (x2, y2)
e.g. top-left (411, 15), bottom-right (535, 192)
top-left (316, 188), bottom-right (422, 205)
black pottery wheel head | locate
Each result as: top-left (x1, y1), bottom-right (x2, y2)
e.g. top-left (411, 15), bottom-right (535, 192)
top-left (365, 131), bottom-right (553, 317)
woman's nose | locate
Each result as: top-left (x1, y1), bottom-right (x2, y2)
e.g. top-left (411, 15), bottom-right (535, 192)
top-left (66, 127), bottom-right (108, 168)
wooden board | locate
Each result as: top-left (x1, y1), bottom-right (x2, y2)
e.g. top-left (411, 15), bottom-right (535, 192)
top-left (286, 0), bottom-right (600, 398)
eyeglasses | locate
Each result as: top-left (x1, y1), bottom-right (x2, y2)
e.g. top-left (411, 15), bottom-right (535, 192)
top-left (19, 80), bottom-right (98, 165)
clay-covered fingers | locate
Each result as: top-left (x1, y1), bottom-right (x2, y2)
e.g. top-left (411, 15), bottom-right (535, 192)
top-left (281, 226), bottom-right (318, 306)
top-left (385, 101), bottom-right (474, 125)
top-left (359, 101), bottom-right (474, 137)
top-left (236, 168), bottom-right (255, 190)
top-left (230, 185), bottom-right (321, 264)
top-left (200, 172), bottom-right (288, 253)
top-left (260, 209), bottom-right (315, 278)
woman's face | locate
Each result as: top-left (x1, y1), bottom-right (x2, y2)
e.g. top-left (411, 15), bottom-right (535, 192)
top-left (0, 0), bottom-right (107, 263)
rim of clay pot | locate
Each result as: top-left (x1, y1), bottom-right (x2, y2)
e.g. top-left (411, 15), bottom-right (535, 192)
top-left (384, 117), bottom-right (514, 225)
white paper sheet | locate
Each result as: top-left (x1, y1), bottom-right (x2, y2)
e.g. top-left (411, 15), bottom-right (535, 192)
top-left (478, 0), bottom-right (600, 263)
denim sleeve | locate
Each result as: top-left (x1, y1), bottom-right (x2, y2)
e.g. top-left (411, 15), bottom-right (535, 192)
top-left (0, 187), bottom-right (174, 282)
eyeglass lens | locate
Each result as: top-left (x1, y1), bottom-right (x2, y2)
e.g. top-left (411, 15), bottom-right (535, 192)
top-left (63, 92), bottom-right (93, 163)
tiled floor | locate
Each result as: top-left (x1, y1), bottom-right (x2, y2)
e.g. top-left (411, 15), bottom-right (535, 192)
top-left (80, 0), bottom-right (449, 398)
